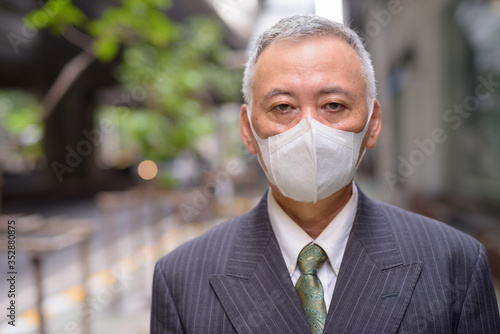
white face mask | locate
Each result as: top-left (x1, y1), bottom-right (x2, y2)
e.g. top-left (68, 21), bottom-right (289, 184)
top-left (249, 109), bottom-right (373, 203)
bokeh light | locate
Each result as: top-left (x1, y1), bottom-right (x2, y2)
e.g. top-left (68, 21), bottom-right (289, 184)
top-left (137, 160), bottom-right (158, 180)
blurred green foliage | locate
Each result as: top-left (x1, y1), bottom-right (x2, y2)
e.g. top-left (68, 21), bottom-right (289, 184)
top-left (25, 0), bottom-right (242, 169)
top-left (0, 92), bottom-right (44, 167)
top-left (113, 15), bottom-right (242, 161)
top-left (25, 0), bottom-right (87, 34)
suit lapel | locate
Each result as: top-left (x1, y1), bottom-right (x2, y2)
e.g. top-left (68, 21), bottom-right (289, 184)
top-left (209, 193), bottom-right (311, 334)
top-left (210, 188), bottom-right (423, 333)
top-left (324, 189), bottom-right (422, 333)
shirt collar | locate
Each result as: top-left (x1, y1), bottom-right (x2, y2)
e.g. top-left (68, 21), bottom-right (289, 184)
top-left (267, 183), bottom-right (358, 276)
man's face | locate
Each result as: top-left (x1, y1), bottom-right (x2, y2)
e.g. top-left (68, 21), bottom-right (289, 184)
top-left (240, 35), bottom-right (381, 164)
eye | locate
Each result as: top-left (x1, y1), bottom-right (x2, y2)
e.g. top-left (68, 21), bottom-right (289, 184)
top-left (324, 102), bottom-right (343, 111)
top-left (274, 104), bottom-right (293, 112)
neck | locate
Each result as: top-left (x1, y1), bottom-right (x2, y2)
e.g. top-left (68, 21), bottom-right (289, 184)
top-left (271, 183), bottom-right (353, 239)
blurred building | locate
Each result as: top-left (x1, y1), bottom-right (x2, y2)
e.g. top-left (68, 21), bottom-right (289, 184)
top-left (348, 0), bottom-right (500, 276)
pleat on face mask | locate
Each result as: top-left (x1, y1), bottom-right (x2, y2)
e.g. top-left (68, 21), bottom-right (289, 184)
top-left (249, 110), bottom-right (372, 203)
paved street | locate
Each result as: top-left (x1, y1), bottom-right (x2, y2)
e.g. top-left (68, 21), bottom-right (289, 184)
top-left (0, 188), bottom-right (248, 334)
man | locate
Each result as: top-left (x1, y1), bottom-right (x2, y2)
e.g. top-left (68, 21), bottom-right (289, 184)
top-left (151, 15), bottom-right (500, 333)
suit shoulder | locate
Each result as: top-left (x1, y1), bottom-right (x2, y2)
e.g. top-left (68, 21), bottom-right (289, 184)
top-left (373, 198), bottom-right (483, 259)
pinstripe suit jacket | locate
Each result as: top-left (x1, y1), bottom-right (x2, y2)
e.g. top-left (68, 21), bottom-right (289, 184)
top-left (151, 189), bottom-right (500, 333)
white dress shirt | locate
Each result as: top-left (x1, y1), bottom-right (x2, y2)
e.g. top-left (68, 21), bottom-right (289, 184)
top-left (267, 183), bottom-right (358, 311)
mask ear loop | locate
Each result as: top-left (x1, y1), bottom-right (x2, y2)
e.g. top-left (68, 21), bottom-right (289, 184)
top-left (354, 101), bottom-right (375, 168)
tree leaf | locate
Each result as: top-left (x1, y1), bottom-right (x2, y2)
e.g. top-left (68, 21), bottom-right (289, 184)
top-left (24, 0), bottom-right (87, 33)
top-left (93, 38), bottom-right (119, 62)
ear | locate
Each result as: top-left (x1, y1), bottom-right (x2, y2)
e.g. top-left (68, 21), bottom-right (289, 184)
top-left (239, 104), bottom-right (258, 154)
top-left (365, 98), bottom-right (382, 149)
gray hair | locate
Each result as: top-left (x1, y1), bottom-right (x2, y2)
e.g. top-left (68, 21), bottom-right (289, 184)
top-left (242, 15), bottom-right (376, 112)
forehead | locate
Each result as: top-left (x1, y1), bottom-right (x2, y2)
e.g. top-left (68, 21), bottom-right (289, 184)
top-left (252, 36), bottom-right (365, 98)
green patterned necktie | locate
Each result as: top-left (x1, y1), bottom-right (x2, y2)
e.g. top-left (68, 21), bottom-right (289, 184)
top-left (295, 243), bottom-right (328, 334)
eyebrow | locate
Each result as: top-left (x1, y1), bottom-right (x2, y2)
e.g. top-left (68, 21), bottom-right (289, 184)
top-left (262, 86), bottom-right (354, 102)
top-left (262, 89), bottom-right (293, 102)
